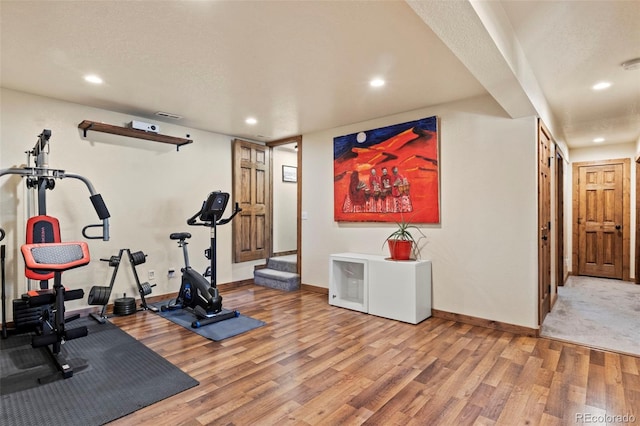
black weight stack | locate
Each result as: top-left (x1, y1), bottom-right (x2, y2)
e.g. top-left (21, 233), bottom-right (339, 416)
top-left (12, 299), bottom-right (51, 332)
top-left (112, 294), bottom-right (136, 316)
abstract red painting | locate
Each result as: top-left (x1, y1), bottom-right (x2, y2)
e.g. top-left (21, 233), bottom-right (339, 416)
top-left (333, 116), bottom-right (439, 223)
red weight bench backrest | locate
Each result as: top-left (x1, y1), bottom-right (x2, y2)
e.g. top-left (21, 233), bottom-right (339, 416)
top-left (21, 242), bottom-right (90, 274)
top-left (25, 215), bottom-right (61, 280)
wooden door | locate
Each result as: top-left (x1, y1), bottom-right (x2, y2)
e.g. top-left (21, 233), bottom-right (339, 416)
top-left (577, 163), bottom-right (624, 279)
top-left (232, 139), bottom-right (270, 263)
top-left (538, 122), bottom-right (551, 324)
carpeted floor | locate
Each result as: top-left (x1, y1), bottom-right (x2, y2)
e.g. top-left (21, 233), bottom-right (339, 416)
top-left (541, 275), bottom-right (640, 356)
top-left (0, 317), bottom-right (198, 426)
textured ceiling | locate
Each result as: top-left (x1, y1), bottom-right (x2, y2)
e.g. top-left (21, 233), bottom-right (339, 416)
top-left (501, 0), bottom-right (640, 148)
top-left (1, 0), bottom-right (638, 149)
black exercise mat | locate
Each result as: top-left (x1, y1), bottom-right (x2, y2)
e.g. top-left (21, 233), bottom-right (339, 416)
top-left (0, 317), bottom-right (198, 426)
top-left (150, 301), bottom-right (266, 341)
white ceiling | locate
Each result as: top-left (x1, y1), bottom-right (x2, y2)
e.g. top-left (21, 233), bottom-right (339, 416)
top-left (1, 1), bottom-right (638, 149)
top-left (500, 0), bottom-right (640, 148)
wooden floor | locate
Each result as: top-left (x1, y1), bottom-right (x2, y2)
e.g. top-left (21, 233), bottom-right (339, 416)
top-left (109, 284), bottom-right (639, 425)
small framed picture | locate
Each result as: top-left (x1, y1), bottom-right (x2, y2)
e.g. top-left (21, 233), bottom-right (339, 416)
top-left (282, 165), bottom-right (297, 182)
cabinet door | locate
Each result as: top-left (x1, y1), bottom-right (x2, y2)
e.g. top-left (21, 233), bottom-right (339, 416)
top-left (368, 260), bottom-right (431, 324)
top-left (329, 256), bottom-right (368, 313)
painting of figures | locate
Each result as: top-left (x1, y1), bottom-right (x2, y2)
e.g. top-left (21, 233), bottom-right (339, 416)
top-left (333, 116), bottom-right (439, 223)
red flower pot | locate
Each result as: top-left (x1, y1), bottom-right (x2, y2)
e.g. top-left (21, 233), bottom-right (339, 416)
top-left (387, 239), bottom-right (412, 260)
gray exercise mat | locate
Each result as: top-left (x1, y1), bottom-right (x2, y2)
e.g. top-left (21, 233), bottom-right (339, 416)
top-left (0, 317), bottom-right (198, 425)
top-left (150, 301), bottom-right (266, 341)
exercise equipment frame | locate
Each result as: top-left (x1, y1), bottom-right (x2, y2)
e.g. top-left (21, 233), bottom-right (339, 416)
top-left (162, 191), bottom-right (241, 328)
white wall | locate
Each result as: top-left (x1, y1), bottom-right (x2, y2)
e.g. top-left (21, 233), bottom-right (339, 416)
top-left (302, 94), bottom-right (540, 329)
top-left (1, 89), bottom-right (544, 329)
top-left (567, 142), bottom-right (637, 279)
top-left (272, 146), bottom-right (297, 253)
top-left (0, 88), bottom-right (261, 319)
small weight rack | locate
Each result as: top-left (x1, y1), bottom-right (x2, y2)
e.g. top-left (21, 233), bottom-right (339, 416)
top-left (88, 249), bottom-right (125, 324)
top-left (88, 248), bottom-right (157, 324)
top-left (127, 249), bottom-right (158, 313)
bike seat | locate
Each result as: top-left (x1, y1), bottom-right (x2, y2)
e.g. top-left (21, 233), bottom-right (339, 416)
top-left (170, 232), bottom-right (191, 240)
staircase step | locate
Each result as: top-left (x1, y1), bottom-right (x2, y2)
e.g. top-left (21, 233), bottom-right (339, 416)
top-left (267, 256), bottom-right (297, 274)
top-left (254, 268), bottom-right (300, 292)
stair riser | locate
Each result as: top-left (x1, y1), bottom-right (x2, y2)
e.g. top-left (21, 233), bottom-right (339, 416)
top-left (254, 274), bottom-right (300, 292)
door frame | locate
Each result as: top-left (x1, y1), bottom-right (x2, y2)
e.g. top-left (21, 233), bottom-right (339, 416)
top-left (635, 155), bottom-right (640, 284)
top-left (556, 150), bottom-right (565, 286)
top-left (266, 135), bottom-right (302, 275)
top-left (571, 158), bottom-right (631, 281)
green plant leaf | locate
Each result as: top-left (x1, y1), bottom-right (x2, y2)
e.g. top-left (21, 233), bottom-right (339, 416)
top-left (382, 212), bottom-right (427, 259)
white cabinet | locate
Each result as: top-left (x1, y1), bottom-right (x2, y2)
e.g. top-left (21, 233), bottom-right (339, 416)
top-left (329, 253), bottom-right (432, 324)
top-left (329, 253), bottom-right (369, 313)
top-left (368, 257), bottom-right (431, 324)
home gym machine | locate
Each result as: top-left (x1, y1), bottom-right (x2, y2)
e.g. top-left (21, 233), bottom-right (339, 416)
top-left (0, 130), bottom-right (111, 242)
top-left (0, 129), bottom-right (110, 378)
top-left (1, 227), bottom-right (7, 339)
top-left (21, 241), bottom-right (91, 380)
top-left (162, 191), bottom-right (241, 328)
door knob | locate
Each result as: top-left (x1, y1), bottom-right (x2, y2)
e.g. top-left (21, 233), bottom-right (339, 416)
top-left (615, 225), bottom-right (621, 230)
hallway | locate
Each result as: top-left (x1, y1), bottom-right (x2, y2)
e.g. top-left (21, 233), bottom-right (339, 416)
top-left (541, 276), bottom-right (640, 357)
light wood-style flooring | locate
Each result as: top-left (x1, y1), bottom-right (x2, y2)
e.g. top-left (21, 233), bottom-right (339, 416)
top-left (109, 284), bottom-right (640, 425)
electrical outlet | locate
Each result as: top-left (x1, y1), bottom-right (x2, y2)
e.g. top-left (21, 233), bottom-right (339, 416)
top-left (168, 268), bottom-right (176, 278)
top-left (148, 270), bottom-right (155, 280)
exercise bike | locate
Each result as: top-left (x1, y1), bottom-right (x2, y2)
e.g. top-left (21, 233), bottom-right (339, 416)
top-left (162, 191), bottom-right (241, 328)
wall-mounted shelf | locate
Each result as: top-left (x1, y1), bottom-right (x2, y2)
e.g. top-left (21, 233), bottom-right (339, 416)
top-left (78, 120), bottom-right (193, 150)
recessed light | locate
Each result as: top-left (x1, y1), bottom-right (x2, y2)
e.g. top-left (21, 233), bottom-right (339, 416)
top-left (592, 81), bottom-right (611, 91)
top-left (370, 78), bottom-right (385, 88)
top-left (593, 137), bottom-right (605, 143)
top-left (245, 117), bottom-right (257, 125)
top-left (84, 74), bottom-right (103, 84)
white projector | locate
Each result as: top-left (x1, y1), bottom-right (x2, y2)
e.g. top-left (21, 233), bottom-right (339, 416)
top-left (128, 120), bottom-right (160, 133)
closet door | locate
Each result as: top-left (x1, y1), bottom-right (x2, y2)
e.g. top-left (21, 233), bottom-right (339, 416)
top-left (232, 139), bottom-right (271, 263)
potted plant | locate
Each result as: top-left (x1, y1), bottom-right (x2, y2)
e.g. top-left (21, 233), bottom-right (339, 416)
top-left (383, 215), bottom-right (426, 260)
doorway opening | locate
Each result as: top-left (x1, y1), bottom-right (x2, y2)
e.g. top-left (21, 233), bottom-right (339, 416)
top-left (541, 156), bottom-right (637, 356)
top-left (267, 136), bottom-right (302, 275)
top-left (271, 143), bottom-right (299, 257)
